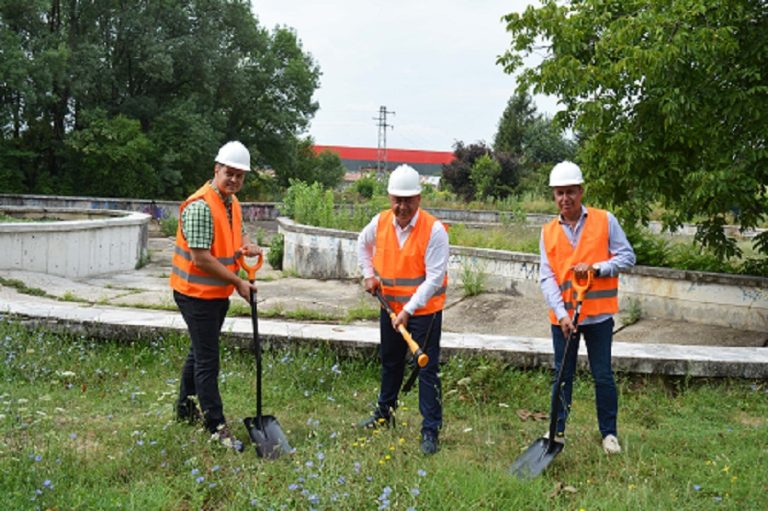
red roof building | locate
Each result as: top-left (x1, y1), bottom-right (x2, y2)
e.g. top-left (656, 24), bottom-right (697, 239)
top-left (313, 145), bottom-right (454, 177)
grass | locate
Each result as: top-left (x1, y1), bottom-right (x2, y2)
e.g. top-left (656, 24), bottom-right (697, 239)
top-left (0, 277), bottom-right (49, 297)
top-left (1, 319), bottom-right (766, 510)
top-left (229, 300), bottom-right (379, 323)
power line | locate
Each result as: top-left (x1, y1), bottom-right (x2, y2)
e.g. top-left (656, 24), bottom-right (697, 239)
top-left (373, 105), bottom-right (395, 172)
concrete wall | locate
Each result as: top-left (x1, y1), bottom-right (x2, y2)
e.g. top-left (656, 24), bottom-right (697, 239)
top-left (279, 217), bottom-right (768, 332)
top-left (0, 207), bottom-right (150, 278)
top-left (0, 193), bottom-right (279, 222)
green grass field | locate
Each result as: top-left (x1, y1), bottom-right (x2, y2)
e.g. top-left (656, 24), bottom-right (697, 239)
top-left (1, 320), bottom-right (766, 510)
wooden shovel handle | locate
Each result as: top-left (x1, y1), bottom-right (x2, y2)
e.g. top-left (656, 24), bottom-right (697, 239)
top-left (375, 289), bottom-right (429, 368)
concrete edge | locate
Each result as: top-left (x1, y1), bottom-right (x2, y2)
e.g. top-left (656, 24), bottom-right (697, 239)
top-left (2, 300), bottom-right (766, 379)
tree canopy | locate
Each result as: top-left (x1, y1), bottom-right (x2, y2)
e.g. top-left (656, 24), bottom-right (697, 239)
top-left (0, 0), bottom-right (320, 199)
top-left (499, 0), bottom-right (768, 258)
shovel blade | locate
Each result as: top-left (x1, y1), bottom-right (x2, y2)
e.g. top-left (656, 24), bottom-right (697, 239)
top-left (509, 437), bottom-right (564, 479)
top-left (243, 415), bottom-right (292, 460)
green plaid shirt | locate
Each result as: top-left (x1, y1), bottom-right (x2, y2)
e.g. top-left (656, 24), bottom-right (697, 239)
top-left (181, 182), bottom-right (244, 249)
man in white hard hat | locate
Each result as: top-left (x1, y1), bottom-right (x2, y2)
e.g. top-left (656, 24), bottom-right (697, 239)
top-left (170, 141), bottom-right (263, 452)
top-left (539, 160), bottom-right (635, 454)
top-left (356, 164), bottom-right (449, 455)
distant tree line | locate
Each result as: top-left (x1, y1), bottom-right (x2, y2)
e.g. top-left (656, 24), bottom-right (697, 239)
top-left (0, 0), bottom-right (344, 200)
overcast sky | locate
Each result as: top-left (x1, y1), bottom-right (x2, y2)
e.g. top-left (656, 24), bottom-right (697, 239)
top-left (252, 1), bottom-right (557, 152)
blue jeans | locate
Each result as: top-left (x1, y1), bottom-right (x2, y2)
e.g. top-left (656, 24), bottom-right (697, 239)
top-left (376, 310), bottom-right (442, 434)
top-left (174, 291), bottom-right (230, 433)
top-left (551, 317), bottom-right (617, 438)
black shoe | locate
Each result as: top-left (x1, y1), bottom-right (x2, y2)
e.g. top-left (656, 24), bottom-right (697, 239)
top-left (357, 408), bottom-right (394, 429)
top-left (176, 398), bottom-right (203, 425)
top-left (212, 424), bottom-right (244, 453)
top-left (420, 430), bottom-right (439, 455)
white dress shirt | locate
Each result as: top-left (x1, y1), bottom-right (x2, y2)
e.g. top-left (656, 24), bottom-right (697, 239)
top-left (358, 210), bottom-right (450, 315)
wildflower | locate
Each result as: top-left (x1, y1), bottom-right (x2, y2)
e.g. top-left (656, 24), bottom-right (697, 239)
top-left (191, 469), bottom-right (199, 476)
top-left (68, 433), bottom-right (77, 440)
top-left (34, 454), bottom-right (42, 462)
top-left (288, 484), bottom-right (300, 491)
top-left (196, 476), bottom-right (205, 484)
top-left (354, 462), bottom-right (361, 473)
top-left (305, 460), bottom-right (314, 468)
top-left (317, 452), bottom-right (325, 461)
top-left (411, 488), bottom-right (421, 497)
top-left (43, 479), bottom-right (53, 489)
top-left (250, 499), bottom-right (258, 507)
top-left (212, 465), bottom-right (220, 472)
top-left (721, 465), bottom-right (730, 473)
top-left (693, 485), bottom-right (702, 491)
top-left (308, 494), bottom-right (320, 505)
top-left (208, 482), bottom-right (217, 488)
top-left (337, 476), bottom-right (346, 485)
top-left (417, 469), bottom-right (427, 477)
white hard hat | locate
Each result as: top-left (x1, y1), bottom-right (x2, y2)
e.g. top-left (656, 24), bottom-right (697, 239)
top-left (387, 164), bottom-right (421, 196)
top-left (549, 160), bottom-right (583, 186)
top-left (215, 141), bottom-right (251, 171)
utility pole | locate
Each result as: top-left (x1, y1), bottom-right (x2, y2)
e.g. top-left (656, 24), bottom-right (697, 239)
top-left (373, 105), bottom-right (395, 173)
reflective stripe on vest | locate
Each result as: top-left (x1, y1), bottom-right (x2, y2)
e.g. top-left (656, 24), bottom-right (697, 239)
top-left (543, 207), bottom-right (619, 324)
top-left (372, 209), bottom-right (448, 316)
top-left (169, 183), bottom-right (243, 299)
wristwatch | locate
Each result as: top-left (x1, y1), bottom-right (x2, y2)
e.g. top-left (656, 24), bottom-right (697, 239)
top-left (592, 264), bottom-right (601, 277)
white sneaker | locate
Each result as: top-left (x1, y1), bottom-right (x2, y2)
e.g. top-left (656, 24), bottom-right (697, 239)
top-left (602, 434), bottom-right (621, 454)
top-left (543, 431), bottom-right (565, 444)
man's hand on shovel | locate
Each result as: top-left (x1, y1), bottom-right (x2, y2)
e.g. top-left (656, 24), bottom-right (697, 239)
top-left (238, 251), bottom-right (264, 303)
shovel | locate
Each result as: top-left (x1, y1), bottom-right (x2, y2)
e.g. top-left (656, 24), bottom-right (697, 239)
top-left (509, 270), bottom-right (593, 479)
top-left (375, 289), bottom-right (429, 368)
top-left (240, 254), bottom-right (292, 459)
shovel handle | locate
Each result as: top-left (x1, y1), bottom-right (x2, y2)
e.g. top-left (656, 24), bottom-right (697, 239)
top-left (239, 253), bottom-right (264, 282)
top-left (375, 289), bottom-right (429, 368)
top-left (571, 269), bottom-right (593, 304)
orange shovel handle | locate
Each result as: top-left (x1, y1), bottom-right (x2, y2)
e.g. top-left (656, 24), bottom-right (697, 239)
top-left (239, 253), bottom-right (264, 282)
top-left (571, 269), bottom-right (593, 303)
top-left (375, 290), bottom-right (429, 368)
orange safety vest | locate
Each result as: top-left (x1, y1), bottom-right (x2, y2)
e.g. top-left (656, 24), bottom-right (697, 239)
top-left (373, 209), bottom-right (448, 316)
top-left (169, 182), bottom-right (243, 299)
top-left (543, 207), bottom-right (619, 324)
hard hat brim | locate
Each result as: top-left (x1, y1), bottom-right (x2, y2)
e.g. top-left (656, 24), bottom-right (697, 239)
top-left (216, 159), bottom-right (251, 172)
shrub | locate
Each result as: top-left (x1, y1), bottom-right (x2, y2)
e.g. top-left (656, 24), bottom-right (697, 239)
top-left (268, 233), bottom-right (284, 270)
top-left (160, 216), bottom-right (178, 237)
top-left (282, 179), bottom-right (334, 227)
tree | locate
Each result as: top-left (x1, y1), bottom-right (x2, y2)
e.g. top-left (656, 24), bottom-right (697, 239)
top-left (65, 112), bottom-right (157, 198)
top-left (470, 154), bottom-right (502, 200)
top-left (498, 0), bottom-right (768, 259)
top-left (442, 142), bottom-right (492, 201)
top-left (274, 137), bottom-right (345, 189)
top-left (442, 141), bottom-right (523, 201)
top-left (493, 91), bottom-right (576, 196)
top-left (493, 90), bottom-right (536, 155)
top-left (0, 0), bottom-right (320, 199)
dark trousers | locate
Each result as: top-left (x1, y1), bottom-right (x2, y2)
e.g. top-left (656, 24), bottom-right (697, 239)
top-left (174, 291), bottom-right (230, 433)
top-left (550, 317), bottom-right (618, 437)
top-left (377, 309), bottom-right (443, 434)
